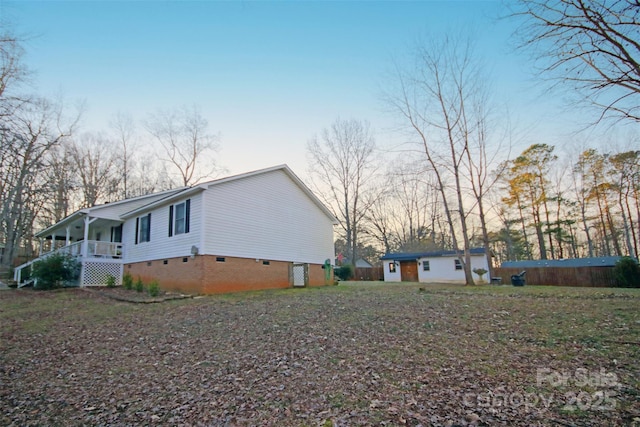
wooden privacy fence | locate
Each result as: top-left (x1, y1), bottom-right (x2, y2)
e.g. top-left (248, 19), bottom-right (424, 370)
top-left (493, 267), bottom-right (617, 287)
top-left (353, 267), bottom-right (384, 281)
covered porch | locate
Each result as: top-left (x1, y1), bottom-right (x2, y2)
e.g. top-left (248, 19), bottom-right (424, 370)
top-left (14, 211), bottom-right (125, 287)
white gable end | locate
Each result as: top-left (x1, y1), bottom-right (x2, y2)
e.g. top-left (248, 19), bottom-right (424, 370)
top-left (202, 169), bottom-right (334, 263)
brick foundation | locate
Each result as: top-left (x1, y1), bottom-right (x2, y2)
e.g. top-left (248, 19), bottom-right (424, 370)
top-left (124, 255), bottom-right (333, 294)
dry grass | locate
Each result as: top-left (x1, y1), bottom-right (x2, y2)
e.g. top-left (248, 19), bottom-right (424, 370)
top-left (0, 282), bottom-right (638, 426)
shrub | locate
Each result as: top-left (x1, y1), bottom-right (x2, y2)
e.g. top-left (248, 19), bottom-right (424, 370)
top-left (148, 280), bottom-right (160, 297)
top-left (31, 253), bottom-right (80, 290)
top-left (335, 264), bottom-right (354, 281)
top-left (106, 275), bottom-right (116, 288)
top-left (122, 272), bottom-right (133, 290)
top-left (134, 276), bottom-right (145, 293)
top-left (613, 256), bottom-right (640, 288)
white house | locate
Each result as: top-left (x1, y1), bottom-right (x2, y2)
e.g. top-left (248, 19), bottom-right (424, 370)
top-left (380, 248), bottom-right (490, 283)
top-left (15, 165), bottom-right (337, 294)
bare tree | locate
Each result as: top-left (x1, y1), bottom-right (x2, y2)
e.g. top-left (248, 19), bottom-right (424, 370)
top-left (385, 35), bottom-right (491, 285)
top-left (0, 31), bottom-right (30, 117)
top-left (70, 133), bottom-right (120, 207)
top-left (0, 98), bottom-right (76, 268)
top-left (511, 0), bottom-right (640, 123)
top-left (109, 111), bottom-right (137, 199)
top-left (145, 105), bottom-right (220, 186)
top-left (69, 133), bottom-right (119, 208)
top-left (41, 142), bottom-right (77, 224)
top-left (364, 190), bottom-right (396, 255)
top-left (307, 118), bottom-right (379, 267)
top-left (462, 93), bottom-right (508, 275)
top-left (128, 155), bottom-right (173, 197)
top-left (392, 162), bottom-right (431, 251)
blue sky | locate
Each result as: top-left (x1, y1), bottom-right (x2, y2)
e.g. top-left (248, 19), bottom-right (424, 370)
top-left (5, 1), bottom-right (582, 177)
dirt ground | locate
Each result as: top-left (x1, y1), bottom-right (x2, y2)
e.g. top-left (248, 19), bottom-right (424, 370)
top-left (1, 283), bottom-right (638, 426)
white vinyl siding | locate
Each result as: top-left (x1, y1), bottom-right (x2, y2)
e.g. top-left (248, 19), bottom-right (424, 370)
top-left (416, 255), bottom-right (489, 283)
top-left (123, 195), bottom-right (201, 263)
top-left (383, 261), bottom-right (401, 282)
top-left (202, 169), bottom-right (334, 264)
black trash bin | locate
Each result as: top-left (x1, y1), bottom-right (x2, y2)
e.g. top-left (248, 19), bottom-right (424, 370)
top-left (511, 270), bottom-right (526, 286)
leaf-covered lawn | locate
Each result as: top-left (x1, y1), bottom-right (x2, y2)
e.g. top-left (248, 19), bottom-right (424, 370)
top-left (1, 283), bottom-right (638, 426)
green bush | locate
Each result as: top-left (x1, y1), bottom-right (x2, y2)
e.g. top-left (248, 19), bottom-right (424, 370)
top-left (122, 272), bottom-right (133, 290)
top-left (613, 256), bottom-right (640, 288)
top-left (106, 275), bottom-right (116, 288)
top-left (31, 253), bottom-right (80, 290)
top-left (134, 276), bottom-right (145, 293)
top-left (148, 279), bottom-right (160, 297)
top-left (335, 264), bottom-right (354, 281)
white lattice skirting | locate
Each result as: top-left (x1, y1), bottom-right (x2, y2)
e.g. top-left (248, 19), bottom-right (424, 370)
top-left (81, 261), bottom-right (123, 286)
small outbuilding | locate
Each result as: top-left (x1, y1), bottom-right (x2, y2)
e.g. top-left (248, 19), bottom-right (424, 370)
top-left (380, 248), bottom-right (489, 283)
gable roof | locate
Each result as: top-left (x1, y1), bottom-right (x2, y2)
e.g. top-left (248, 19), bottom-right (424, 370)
top-left (380, 247), bottom-right (486, 261)
top-left (121, 164), bottom-right (338, 223)
top-left (35, 165), bottom-right (337, 237)
top-left (35, 187), bottom-right (187, 238)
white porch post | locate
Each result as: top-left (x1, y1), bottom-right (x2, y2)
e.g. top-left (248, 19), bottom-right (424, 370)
top-left (38, 237), bottom-right (43, 256)
top-left (50, 234), bottom-right (56, 252)
top-left (79, 216), bottom-right (90, 287)
top-left (81, 216), bottom-right (90, 258)
top-left (65, 226), bottom-right (71, 246)
top-left (79, 216), bottom-right (99, 287)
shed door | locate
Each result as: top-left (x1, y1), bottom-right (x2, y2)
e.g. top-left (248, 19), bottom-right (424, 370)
top-left (400, 261), bottom-right (419, 282)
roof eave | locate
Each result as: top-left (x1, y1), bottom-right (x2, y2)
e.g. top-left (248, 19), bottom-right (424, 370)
top-left (35, 210), bottom-right (87, 238)
top-left (120, 187), bottom-right (204, 219)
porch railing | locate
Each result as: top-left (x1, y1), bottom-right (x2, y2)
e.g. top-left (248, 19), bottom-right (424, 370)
top-left (56, 241), bottom-right (83, 257)
top-left (52, 240), bottom-right (123, 259)
top-left (14, 240), bottom-right (123, 285)
top-left (87, 241), bottom-right (123, 258)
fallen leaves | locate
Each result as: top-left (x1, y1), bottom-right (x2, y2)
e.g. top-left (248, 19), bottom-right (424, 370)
top-left (0, 284), bottom-right (638, 426)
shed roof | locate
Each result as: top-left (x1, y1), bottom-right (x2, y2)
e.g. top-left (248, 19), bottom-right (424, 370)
top-left (501, 257), bottom-right (622, 268)
top-left (380, 247), bottom-right (486, 261)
